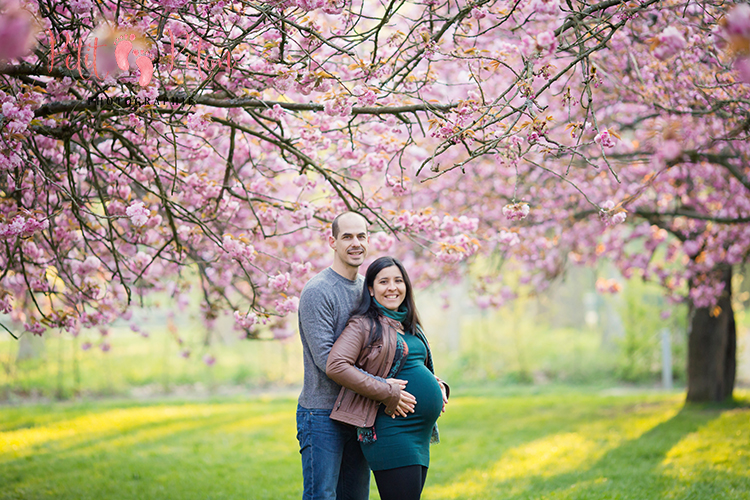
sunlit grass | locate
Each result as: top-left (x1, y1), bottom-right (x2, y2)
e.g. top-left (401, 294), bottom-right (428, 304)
top-left (1, 389), bottom-right (748, 500)
top-left (662, 408), bottom-right (750, 479)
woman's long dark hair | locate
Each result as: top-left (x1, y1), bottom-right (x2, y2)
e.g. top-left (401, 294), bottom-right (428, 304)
top-left (351, 256), bottom-right (422, 346)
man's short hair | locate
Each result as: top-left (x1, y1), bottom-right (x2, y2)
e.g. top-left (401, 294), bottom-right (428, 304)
top-left (332, 211), bottom-right (367, 238)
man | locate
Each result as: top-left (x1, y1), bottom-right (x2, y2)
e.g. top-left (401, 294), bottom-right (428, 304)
top-left (296, 211), bottom-right (372, 500)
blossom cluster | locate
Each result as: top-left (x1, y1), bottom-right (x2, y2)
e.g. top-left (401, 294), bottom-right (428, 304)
top-left (0, 212), bottom-right (49, 240)
top-left (0, 0), bottom-right (746, 352)
top-left (502, 203), bottom-right (530, 221)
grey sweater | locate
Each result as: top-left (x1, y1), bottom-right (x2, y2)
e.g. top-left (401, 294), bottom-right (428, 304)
top-left (298, 267), bottom-right (365, 409)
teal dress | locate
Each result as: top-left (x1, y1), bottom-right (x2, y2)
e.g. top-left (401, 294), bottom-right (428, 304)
top-left (360, 332), bottom-right (444, 471)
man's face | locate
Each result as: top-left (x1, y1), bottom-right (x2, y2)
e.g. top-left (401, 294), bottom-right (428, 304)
top-left (330, 215), bottom-right (369, 270)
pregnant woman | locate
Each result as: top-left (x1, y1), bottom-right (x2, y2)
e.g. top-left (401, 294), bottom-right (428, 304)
top-left (326, 256), bottom-right (449, 500)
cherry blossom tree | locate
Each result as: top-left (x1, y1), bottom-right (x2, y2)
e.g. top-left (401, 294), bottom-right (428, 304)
top-left (0, 0), bottom-right (748, 402)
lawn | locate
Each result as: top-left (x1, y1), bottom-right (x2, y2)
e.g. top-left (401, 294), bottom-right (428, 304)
top-left (1, 387), bottom-right (748, 500)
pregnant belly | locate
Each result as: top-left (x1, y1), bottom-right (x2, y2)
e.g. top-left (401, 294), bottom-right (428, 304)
top-left (404, 365), bottom-right (443, 425)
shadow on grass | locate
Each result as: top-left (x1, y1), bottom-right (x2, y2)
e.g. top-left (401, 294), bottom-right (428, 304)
top-left (431, 404), bottom-right (738, 500)
top-left (1, 400), bottom-right (301, 500)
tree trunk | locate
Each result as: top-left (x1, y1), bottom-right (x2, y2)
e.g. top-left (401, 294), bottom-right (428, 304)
top-left (686, 265), bottom-right (736, 403)
top-left (16, 330), bottom-right (45, 361)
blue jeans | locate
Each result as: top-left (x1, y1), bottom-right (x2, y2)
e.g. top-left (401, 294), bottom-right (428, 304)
top-left (297, 404), bottom-right (370, 500)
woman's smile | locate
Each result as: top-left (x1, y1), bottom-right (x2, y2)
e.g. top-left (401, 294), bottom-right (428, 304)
top-left (370, 265), bottom-right (406, 310)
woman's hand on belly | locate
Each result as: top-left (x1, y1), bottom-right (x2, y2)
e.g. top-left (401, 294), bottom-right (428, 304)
top-left (387, 378), bottom-right (417, 418)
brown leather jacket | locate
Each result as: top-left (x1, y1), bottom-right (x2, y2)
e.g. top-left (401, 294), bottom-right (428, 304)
top-left (326, 315), bottom-right (404, 427)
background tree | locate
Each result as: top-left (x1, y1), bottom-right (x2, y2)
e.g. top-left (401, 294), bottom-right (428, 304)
top-left (0, 0), bottom-right (747, 402)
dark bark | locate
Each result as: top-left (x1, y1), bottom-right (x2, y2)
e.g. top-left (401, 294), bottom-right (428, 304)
top-left (686, 265), bottom-right (736, 403)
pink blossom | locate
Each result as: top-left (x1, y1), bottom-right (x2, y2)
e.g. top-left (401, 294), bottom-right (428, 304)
top-left (435, 234), bottom-right (479, 264)
top-left (269, 272), bottom-right (291, 292)
top-left (660, 139), bottom-right (682, 161)
top-left (290, 202), bottom-right (315, 224)
top-left (653, 27), bottom-right (687, 60)
top-left (0, 3), bottom-right (37, 61)
top-left (187, 112), bottom-right (211, 132)
top-left (291, 261), bottom-right (313, 277)
top-left (0, 293), bottom-right (12, 314)
top-left (520, 36), bottom-right (536, 58)
top-left (222, 234), bottom-right (256, 263)
top-left (133, 251), bottom-right (152, 272)
top-left (476, 295), bottom-right (492, 309)
top-left (276, 295), bottom-right (299, 315)
top-left (70, 0), bottom-right (94, 14)
top-left (594, 130), bottom-right (617, 148)
top-left (726, 243), bottom-right (744, 265)
top-left (81, 342), bottom-right (92, 351)
top-left (530, 0), bottom-right (559, 15)
top-left (435, 249), bottom-right (464, 264)
top-left (322, 0), bottom-right (345, 14)
top-left (162, 0), bottom-right (190, 10)
top-left (457, 216), bottom-right (479, 233)
top-left (370, 232), bottom-right (395, 252)
top-left (471, 6), bottom-right (487, 19)
top-left (296, 0), bottom-right (325, 10)
top-left (366, 155), bottom-right (387, 172)
top-left (683, 240), bottom-right (702, 256)
top-left (497, 230), bottom-right (520, 246)
top-left (126, 202), bottom-right (150, 227)
top-left (294, 174), bottom-right (310, 187)
top-left (689, 280), bottom-right (725, 308)
top-left (735, 56), bottom-right (750, 83)
top-left (536, 31), bottom-right (557, 49)
top-left (386, 175), bottom-right (411, 196)
top-left (203, 354), bottom-right (216, 366)
top-left (271, 324), bottom-right (294, 340)
top-left (440, 216), bottom-right (459, 236)
top-left (521, 31), bottom-right (558, 58)
top-left (354, 86), bottom-right (377, 107)
top-left (0, 215), bottom-right (24, 239)
top-left (724, 4), bottom-right (750, 39)
top-left (101, 342), bottom-right (111, 352)
top-left (24, 321), bottom-right (45, 336)
top-left (58, 317), bottom-right (78, 336)
top-left (79, 256), bottom-right (101, 275)
top-left (611, 212), bottom-right (627, 225)
top-left (271, 72), bottom-right (295, 93)
top-left (324, 95), bottom-right (353, 116)
top-left (257, 205), bottom-right (279, 225)
top-left (234, 310), bottom-right (258, 329)
top-left (595, 278), bottom-right (622, 294)
top-left (599, 207), bottom-right (627, 226)
top-left (502, 203), bottom-right (530, 221)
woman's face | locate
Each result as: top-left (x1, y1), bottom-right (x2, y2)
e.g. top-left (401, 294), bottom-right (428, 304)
top-left (369, 265), bottom-right (406, 311)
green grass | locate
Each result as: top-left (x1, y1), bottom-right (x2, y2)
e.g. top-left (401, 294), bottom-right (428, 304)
top-left (2, 387), bottom-right (748, 500)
